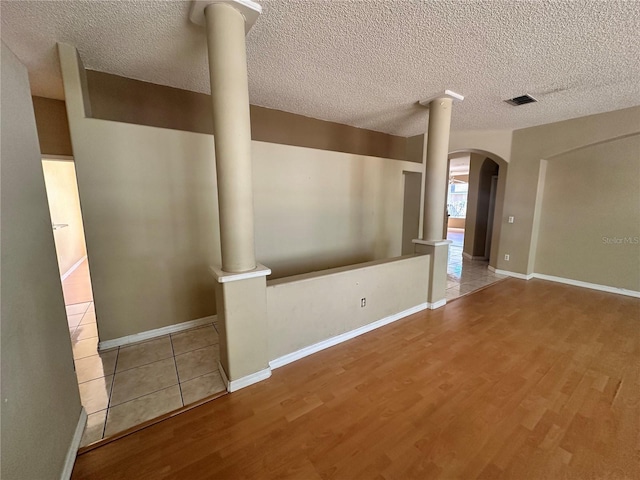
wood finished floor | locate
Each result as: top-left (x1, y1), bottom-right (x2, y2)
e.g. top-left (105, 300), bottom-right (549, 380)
top-left (72, 279), bottom-right (640, 480)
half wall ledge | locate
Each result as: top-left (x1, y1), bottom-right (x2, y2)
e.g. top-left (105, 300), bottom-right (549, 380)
top-left (210, 263), bottom-right (271, 283)
top-left (412, 239), bottom-right (452, 247)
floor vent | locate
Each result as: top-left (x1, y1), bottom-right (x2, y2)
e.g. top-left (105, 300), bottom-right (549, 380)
top-left (505, 94), bottom-right (537, 106)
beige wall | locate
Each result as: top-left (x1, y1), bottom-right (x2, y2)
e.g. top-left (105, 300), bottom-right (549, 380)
top-left (60, 44), bottom-right (222, 341)
top-left (1, 41), bottom-right (82, 480)
top-left (32, 96), bottom-right (73, 156)
top-left (406, 134), bottom-right (426, 163)
top-left (409, 128), bottom-right (512, 166)
top-left (462, 154), bottom-right (483, 256)
top-left (86, 70), bottom-right (407, 162)
top-left (215, 275), bottom-right (269, 380)
top-left (489, 156), bottom-right (508, 268)
top-left (253, 142), bottom-right (421, 278)
top-left (60, 44), bottom-right (422, 341)
top-left (499, 107), bottom-right (640, 275)
top-left (61, 120), bottom-right (221, 342)
top-left (42, 159), bottom-right (87, 275)
top-left (413, 241), bottom-right (449, 302)
top-left (535, 135), bottom-right (640, 291)
top-left (266, 255), bottom-right (430, 361)
top-left (401, 172), bottom-right (422, 254)
top-left (463, 157), bottom-right (499, 258)
top-left (449, 129), bottom-right (513, 164)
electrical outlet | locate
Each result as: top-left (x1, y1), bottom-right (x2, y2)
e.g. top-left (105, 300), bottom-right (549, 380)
top-left (504, 254), bottom-right (510, 261)
top-left (361, 298), bottom-right (366, 307)
top-left (508, 216), bottom-right (515, 224)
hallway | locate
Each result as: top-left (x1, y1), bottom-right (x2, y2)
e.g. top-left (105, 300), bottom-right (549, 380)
top-left (445, 228), bottom-right (505, 301)
top-left (64, 260), bottom-right (225, 447)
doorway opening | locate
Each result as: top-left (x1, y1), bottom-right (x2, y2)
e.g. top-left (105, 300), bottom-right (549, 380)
top-left (42, 157), bottom-right (104, 444)
top-left (41, 158), bottom-right (95, 316)
top-left (446, 155), bottom-right (470, 234)
top-left (445, 154), bottom-right (506, 301)
top-left (445, 154), bottom-right (470, 277)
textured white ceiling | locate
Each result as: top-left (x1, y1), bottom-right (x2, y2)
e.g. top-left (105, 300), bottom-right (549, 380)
top-left (2, 0), bottom-right (639, 136)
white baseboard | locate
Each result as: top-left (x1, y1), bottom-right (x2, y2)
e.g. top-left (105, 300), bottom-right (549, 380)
top-left (532, 273), bottom-right (640, 298)
top-left (217, 360), bottom-right (272, 393)
top-left (61, 256), bottom-right (87, 281)
top-left (269, 302), bottom-right (429, 370)
top-left (427, 298), bottom-right (447, 309)
top-left (488, 266), bottom-right (640, 298)
top-left (227, 368), bottom-right (272, 392)
top-left (488, 266), bottom-right (534, 280)
top-left (98, 315), bottom-right (216, 350)
top-left (60, 407), bottom-right (87, 480)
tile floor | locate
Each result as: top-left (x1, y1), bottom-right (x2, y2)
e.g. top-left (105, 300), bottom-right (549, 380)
top-left (445, 228), bottom-right (506, 301)
top-left (62, 258), bottom-right (94, 306)
top-left (64, 260), bottom-right (225, 448)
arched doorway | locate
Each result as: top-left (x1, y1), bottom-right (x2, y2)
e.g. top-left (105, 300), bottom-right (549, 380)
top-left (444, 149), bottom-right (509, 301)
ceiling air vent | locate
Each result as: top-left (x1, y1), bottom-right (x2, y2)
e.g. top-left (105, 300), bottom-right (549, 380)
top-left (505, 94), bottom-right (537, 106)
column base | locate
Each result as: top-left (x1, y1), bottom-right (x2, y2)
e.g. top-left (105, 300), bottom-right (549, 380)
top-left (211, 263), bottom-right (271, 390)
top-left (413, 239), bottom-right (451, 307)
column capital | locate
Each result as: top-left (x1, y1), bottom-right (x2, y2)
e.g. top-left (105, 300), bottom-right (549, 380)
top-left (190, 0), bottom-right (262, 32)
top-left (419, 90), bottom-right (464, 107)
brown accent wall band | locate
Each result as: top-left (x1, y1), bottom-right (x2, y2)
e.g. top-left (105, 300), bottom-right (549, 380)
top-left (85, 70), bottom-right (407, 161)
top-left (32, 96), bottom-right (73, 157)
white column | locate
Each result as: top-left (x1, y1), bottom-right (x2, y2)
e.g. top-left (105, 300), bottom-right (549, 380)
top-left (422, 97), bottom-right (453, 241)
top-left (199, 1), bottom-right (270, 390)
top-left (414, 91), bottom-right (461, 309)
top-left (205, 2), bottom-right (256, 273)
